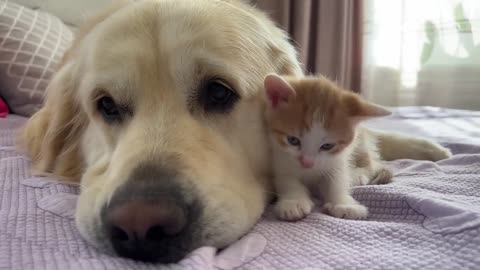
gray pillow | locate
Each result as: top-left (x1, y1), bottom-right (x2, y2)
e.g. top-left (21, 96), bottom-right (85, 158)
top-left (0, 2), bottom-right (73, 116)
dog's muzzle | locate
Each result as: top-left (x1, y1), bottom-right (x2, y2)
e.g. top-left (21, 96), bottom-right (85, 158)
top-left (101, 163), bottom-right (202, 263)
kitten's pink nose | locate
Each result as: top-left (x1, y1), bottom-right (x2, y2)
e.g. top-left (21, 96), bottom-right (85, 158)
top-left (299, 156), bottom-right (314, 168)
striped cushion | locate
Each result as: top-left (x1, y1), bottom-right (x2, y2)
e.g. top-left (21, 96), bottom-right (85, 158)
top-left (0, 1), bottom-right (72, 116)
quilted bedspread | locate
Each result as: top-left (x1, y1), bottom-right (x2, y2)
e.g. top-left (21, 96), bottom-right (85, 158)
top-left (1, 107), bottom-right (480, 270)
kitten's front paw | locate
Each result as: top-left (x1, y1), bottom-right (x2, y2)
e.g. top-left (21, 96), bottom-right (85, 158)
top-left (324, 202), bottom-right (368, 220)
top-left (274, 197), bottom-right (314, 221)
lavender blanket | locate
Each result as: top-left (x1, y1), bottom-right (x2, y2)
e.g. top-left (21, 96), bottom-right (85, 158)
top-left (1, 107), bottom-right (480, 270)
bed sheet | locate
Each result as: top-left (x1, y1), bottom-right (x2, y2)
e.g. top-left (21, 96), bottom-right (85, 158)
top-left (1, 107), bottom-right (479, 270)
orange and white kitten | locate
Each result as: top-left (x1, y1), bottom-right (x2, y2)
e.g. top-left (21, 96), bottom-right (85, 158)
top-left (264, 74), bottom-right (393, 221)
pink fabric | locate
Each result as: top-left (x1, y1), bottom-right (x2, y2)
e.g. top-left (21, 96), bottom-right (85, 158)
top-left (0, 98), bottom-right (8, 118)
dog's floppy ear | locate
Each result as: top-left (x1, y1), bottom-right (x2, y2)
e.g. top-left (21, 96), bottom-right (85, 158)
top-left (266, 33), bottom-right (304, 76)
top-left (19, 62), bottom-right (87, 180)
top-left (19, 1), bottom-right (131, 180)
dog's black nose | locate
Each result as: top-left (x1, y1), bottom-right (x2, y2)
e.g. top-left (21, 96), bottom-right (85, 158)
top-left (105, 198), bottom-right (188, 262)
top-left (102, 163), bottom-right (201, 263)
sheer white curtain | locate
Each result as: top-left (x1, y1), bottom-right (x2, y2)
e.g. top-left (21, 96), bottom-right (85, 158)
top-left (362, 0), bottom-right (480, 110)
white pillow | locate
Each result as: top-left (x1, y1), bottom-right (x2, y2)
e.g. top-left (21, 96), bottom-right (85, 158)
top-left (9, 0), bottom-right (114, 27)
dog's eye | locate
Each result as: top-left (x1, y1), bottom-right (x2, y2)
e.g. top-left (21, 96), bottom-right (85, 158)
top-left (97, 96), bottom-right (122, 123)
top-left (200, 79), bottom-right (239, 113)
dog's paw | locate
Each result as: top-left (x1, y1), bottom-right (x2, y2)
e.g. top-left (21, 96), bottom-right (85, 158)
top-left (324, 202), bottom-right (368, 220)
top-left (274, 197), bottom-right (314, 221)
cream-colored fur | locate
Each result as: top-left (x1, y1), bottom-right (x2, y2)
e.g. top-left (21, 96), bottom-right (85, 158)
top-left (18, 0), bottom-right (451, 261)
top-left (372, 129), bottom-right (452, 161)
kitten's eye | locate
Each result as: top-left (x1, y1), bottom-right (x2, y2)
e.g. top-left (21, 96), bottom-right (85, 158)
top-left (287, 136), bottom-right (301, 147)
top-left (97, 96), bottom-right (122, 123)
top-left (319, 143), bottom-right (336, 151)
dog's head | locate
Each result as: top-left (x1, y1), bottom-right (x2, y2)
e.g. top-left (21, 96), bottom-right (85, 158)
top-left (20, 0), bottom-right (302, 263)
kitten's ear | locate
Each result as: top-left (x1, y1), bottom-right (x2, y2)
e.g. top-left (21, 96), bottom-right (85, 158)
top-left (264, 73), bottom-right (296, 109)
top-left (344, 93), bottom-right (391, 122)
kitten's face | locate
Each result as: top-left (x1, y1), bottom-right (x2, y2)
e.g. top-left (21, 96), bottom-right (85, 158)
top-left (268, 104), bottom-right (355, 170)
top-left (264, 74), bottom-right (390, 170)
top-left (277, 121), bottom-right (347, 170)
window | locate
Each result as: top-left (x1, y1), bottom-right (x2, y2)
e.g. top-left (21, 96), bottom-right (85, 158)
top-left (362, 0), bottom-right (480, 109)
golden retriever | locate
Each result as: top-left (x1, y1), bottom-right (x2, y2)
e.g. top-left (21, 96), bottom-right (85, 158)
top-left (19, 0), bottom-right (451, 263)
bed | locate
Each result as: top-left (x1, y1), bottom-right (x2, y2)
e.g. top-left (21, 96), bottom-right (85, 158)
top-left (1, 106), bottom-right (479, 269)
